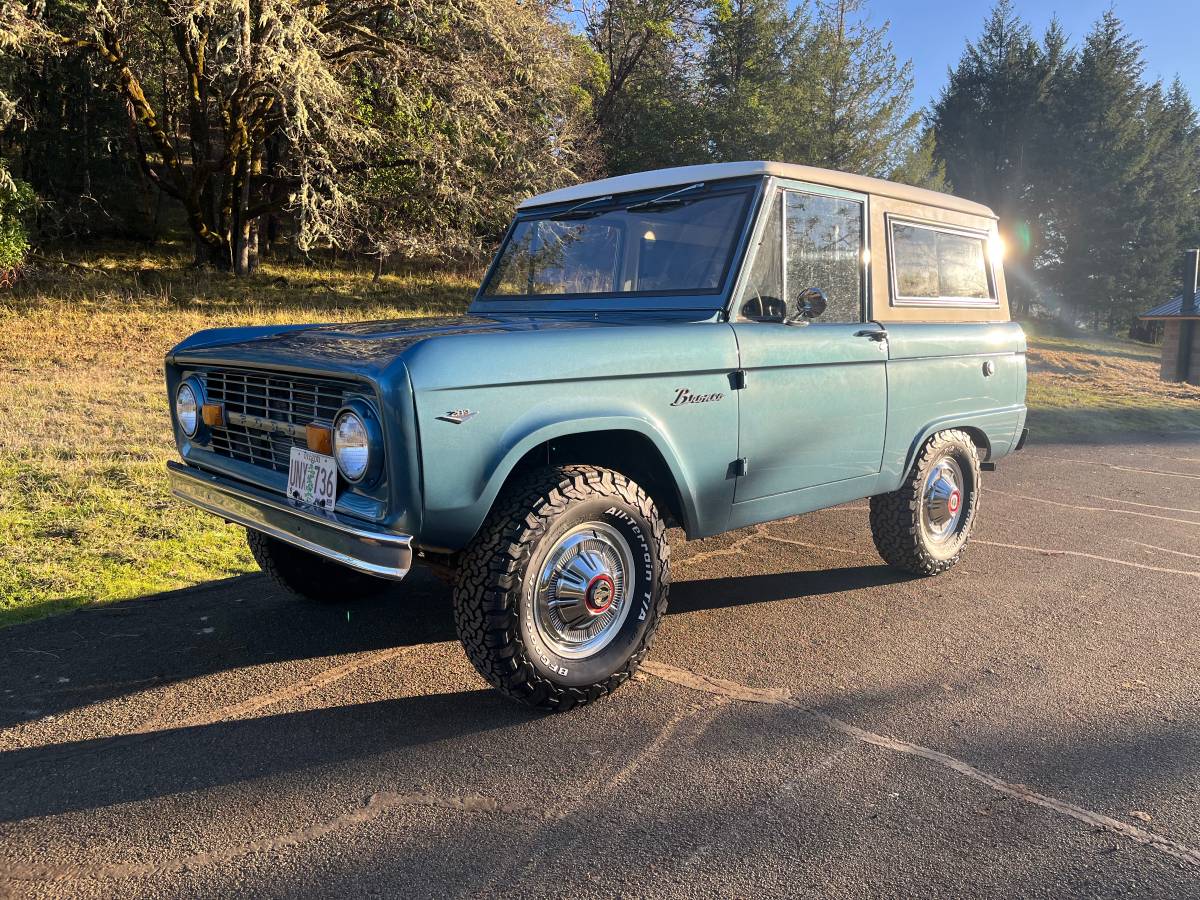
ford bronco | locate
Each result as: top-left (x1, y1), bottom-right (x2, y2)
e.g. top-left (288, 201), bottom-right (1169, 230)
top-left (166, 161), bottom-right (1028, 710)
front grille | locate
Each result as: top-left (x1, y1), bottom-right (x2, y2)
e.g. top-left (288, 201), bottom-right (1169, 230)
top-left (201, 368), bottom-right (364, 473)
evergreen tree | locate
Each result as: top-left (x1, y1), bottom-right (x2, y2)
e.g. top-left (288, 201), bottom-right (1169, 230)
top-left (701, 0), bottom-right (813, 162)
top-left (1147, 80), bottom-right (1200, 269)
top-left (931, 2), bottom-right (1067, 315)
top-left (889, 127), bottom-right (946, 191)
top-left (1049, 11), bottom-right (1157, 329)
top-left (805, 0), bottom-right (920, 177)
top-left (585, 0), bottom-right (712, 174)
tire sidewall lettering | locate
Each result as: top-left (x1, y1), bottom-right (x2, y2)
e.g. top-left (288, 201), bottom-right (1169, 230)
top-left (520, 495), bottom-right (662, 687)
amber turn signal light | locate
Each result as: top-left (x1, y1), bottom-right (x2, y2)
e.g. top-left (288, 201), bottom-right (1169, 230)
top-left (306, 423), bottom-right (333, 455)
top-left (201, 403), bottom-right (225, 428)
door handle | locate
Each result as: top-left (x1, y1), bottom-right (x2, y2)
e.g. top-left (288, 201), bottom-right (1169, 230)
top-left (855, 328), bottom-right (888, 342)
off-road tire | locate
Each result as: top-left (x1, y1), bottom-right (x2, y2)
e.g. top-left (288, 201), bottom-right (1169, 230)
top-left (246, 528), bottom-right (393, 602)
top-left (453, 465), bottom-right (670, 712)
top-left (869, 429), bottom-right (981, 576)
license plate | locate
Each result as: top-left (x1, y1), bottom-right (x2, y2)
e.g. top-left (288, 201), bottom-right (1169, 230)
top-left (287, 447), bottom-right (338, 512)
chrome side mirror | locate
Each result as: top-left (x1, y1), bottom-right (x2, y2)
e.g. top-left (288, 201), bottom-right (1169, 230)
top-left (785, 288), bottom-right (828, 325)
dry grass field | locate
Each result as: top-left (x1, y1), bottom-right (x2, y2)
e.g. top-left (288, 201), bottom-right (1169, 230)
top-left (0, 245), bottom-right (474, 626)
top-left (1025, 325), bottom-right (1200, 437)
top-left (1, 247), bottom-right (1197, 626)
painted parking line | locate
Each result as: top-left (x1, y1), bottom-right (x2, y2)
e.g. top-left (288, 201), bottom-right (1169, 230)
top-left (643, 660), bottom-right (1200, 868)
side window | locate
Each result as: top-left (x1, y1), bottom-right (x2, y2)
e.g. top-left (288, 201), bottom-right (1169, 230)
top-left (737, 193), bottom-right (784, 320)
top-left (890, 220), bottom-right (995, 304)
top-left (784, 191), bottom-right (865, 323)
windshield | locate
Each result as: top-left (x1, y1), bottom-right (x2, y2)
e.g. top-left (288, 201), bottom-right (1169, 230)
top-left (481, 186), bottom-right (752, 299)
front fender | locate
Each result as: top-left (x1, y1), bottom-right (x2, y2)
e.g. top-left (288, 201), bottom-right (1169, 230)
top-left (417, 403), bottom-right (707, 551)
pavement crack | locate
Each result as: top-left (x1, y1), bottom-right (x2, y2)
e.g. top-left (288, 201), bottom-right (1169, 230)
top-left (1089, 494), bottom-right (1200, 517)
top-left (133, 645), bottom-right (418, 735)
top-left (479, 694), bottom-right (728, 894)
top-left (642, 660), bottom-right (1200, 868)
top-left (988, 489), bottom-right (1200, 528)
top-left (678, 527), bottom-right (766, 566)
top-left (1025, 454), bottom-right (1200, 481)
top-left (0, 789), bottom-right (544, 885)
top-left (2, 646), bottom-right (421, 752)
top-left (579, 692), bottom-right (728, 813)
top-left (973, 539), bottom-right (1198, 578)
top-left (1121, 539), bottom-right (1200, 561)
top-left (761, 533), bottom-right (867, 555)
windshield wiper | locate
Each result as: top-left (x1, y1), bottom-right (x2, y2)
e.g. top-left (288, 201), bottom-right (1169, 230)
top-left (626, 182), bottom-right (706, 211)
top-left (551, 194), bottom-right (615, 220)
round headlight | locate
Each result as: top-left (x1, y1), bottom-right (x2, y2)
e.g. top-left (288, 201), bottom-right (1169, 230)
top-left (176, 381), bottom-right (199, 437)
top-left (333, 410), bottom-right (371, 482)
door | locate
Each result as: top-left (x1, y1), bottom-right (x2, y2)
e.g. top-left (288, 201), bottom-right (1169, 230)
top-left (732, 185), bottom-right (887, 504)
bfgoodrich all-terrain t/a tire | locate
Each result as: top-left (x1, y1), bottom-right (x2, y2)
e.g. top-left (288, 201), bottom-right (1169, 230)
top-left (246, 528), bottom-right (393, 602)
top-left (453, 465), bottom-right (670, 712)
top-left (869, 429), bottom-right (981, 576)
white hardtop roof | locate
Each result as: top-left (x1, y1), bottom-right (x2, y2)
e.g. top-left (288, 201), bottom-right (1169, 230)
top-left (519, 160), bottom-right (995, 219)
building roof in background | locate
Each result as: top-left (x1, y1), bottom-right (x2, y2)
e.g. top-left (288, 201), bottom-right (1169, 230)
top-left (518, 161), bottom-right (996, 218)
top-left (1140, 293), bottom-right (1200, 320)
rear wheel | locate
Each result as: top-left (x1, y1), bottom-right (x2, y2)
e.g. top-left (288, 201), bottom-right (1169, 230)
top-left (869, 429), bottom-right (981, 575)
top-left (453, 465), bottom-right (670, 711)
top-left (246, 528), bottom-right (393, 602)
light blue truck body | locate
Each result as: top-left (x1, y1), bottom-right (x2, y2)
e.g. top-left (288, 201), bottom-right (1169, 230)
top-left (166, 162), bottom-right (1027, 570)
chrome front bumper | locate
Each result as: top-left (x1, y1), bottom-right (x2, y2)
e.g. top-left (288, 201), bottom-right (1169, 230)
top-left (167, 461), bottom-right (413, 580)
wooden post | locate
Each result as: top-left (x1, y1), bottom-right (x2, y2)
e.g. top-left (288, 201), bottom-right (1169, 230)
top-left (1181, 250), bottom-right (1199, 383)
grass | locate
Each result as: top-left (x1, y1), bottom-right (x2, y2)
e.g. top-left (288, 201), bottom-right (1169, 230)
top-left (1022, 321), bottom-right (1200, 440)
top-left (1, 246), bottom-right (1197, 627)
top-left (0, 244), bottom-right (475, 627)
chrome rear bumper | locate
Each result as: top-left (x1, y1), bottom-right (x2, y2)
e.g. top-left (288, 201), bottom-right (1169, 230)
top-left (167, 461), bottom-right (413, 580)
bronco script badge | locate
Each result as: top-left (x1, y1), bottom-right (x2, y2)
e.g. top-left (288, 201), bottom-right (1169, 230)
top-left (670, 388), bottom-right (724, 407)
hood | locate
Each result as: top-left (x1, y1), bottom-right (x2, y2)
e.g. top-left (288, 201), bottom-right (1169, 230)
top-left (168, 312), bottom-right (700, 377)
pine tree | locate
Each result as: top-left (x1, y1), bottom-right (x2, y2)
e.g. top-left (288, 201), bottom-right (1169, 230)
top-left (701, 0), bottom-right (813, 162)
top-left (1048, 11), bottom-right (1156, 329)
top-left (889, 128), bottom-right (947, 191)
top-left (585, 0), bottom-right (712, 174)
top-left (805, 0), bottom-right (920, 177)
top-left (931, 1), bottom-right (1067, 315)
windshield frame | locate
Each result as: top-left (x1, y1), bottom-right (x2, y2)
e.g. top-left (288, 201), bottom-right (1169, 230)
top-left (471, 177), bottom-right (766, 314)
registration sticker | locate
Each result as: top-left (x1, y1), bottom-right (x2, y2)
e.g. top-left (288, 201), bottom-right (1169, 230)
top-left (287, 447), bottom-right (338, 512)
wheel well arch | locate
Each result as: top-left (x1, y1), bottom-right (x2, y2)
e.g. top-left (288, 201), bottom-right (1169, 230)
top-left (507, 429), bottom-right (688, 530)
top-left (957, 426), bottom-right (992, 461)
top-left (902, 423), bottom-right (993, 482)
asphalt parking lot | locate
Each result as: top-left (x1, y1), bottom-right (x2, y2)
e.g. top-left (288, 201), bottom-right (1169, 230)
top-left (2, 435), bottom-right (1198, 899)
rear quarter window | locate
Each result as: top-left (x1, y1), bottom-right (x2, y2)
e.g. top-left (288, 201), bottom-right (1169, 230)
top-left (888, 218), bottom-right (997, 307)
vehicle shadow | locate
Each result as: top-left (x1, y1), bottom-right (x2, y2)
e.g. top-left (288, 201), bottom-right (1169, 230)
top-left (0, 568), bottom-right (456, 730)
top-left (670, 564), bottom-right (915, 613)
top-left (0, 687), bottom-right (536, 822)
top-left (1, 562), bottom-right (915, 732)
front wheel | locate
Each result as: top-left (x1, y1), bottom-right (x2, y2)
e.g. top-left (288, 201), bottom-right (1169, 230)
top-left (453, 465), bottom-right (670, 711)
top-left (869, 429), bottom-right (981, 575)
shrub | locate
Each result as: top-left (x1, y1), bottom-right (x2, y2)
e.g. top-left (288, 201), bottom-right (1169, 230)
top-left (0, 168), bottom-right (35, 273)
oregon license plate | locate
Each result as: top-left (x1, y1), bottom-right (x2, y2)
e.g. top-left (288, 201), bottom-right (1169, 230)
top-left (287, 447), bottom-right (338, 512)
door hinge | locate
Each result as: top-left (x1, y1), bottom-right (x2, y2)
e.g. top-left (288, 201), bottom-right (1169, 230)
top-left (729, 369), bottom-right (747, 390)
top-left (732, 458), bottom-right (749, 477)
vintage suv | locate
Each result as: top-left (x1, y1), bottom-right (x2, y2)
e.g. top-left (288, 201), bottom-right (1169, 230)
top-left (166, 161), bottom-right (1028, 710)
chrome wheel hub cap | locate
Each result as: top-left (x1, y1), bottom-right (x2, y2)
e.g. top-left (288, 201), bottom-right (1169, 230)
top-left (533, 522), bottom-right (635, 659)
top-left (922, 458), bottom-right (965, 541)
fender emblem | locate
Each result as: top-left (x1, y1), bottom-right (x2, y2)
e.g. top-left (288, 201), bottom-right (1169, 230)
top-left (437, 409), bottom-right (477, 424)
top-left (671, 388), bottom-right (724, 407)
